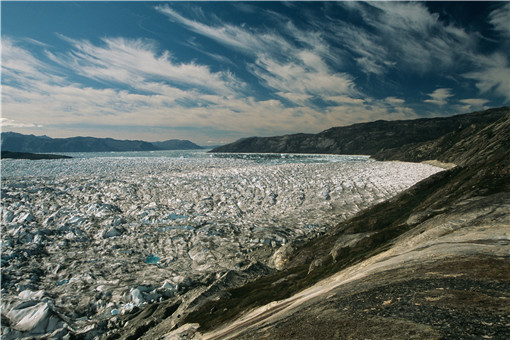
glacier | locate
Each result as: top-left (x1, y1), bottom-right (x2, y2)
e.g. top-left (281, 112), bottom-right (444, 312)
top-left (1, 151), bottom-right (442, 338)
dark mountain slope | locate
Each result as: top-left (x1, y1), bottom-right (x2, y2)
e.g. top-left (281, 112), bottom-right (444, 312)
top-left (373, 107), bottom-right (510, 165)
top-left (152, 139), bottom-right (202, 150)
top-left (211, 106), bottom-right (507, 155)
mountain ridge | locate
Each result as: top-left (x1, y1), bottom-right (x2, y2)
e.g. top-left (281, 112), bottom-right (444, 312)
top-left (211, 106), bottom-right (508, 155)
top-left (0, 132), bottom-right (202, 153)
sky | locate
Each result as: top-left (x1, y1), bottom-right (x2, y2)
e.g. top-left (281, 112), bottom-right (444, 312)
top-left (1, 1), bottom-right (509, 145)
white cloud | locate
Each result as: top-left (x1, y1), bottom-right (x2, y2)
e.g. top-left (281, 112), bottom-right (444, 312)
top-left (325, 96), bottom-right (364, 105)
top-left (52, 36), bottom-right (242, 96)
top-left (156, 5), bottom-right (357, 106)
top-left (0, 118), bottom-right (43, 129)
top-left (251, 55), bottom-right (357, 99)
top-left (459, 98), bottom-right (490, 107)
top-left (277, 92), bottom-right (313, 105)
top-left (463, 53), bottom-right (510, 103)
top-left (425, 88), bottom-right (454, 106)
top-left (456, 98), bottom-right (490, 113)
top-left (385, 97), bottom-right (405, 105)
top-left (489, 2), bottom-right (510, 39)
top-left (338, 2), bottom-right (475, 75)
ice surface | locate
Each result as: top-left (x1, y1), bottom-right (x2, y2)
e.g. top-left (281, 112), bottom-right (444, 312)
top-left (1, 151), bottom-right (442, 338)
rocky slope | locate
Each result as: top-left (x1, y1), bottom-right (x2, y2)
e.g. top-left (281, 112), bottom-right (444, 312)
top-left (0, 132), bottom-right (202, 153)
top-left (211, 107), bottom-right (507, 155)
top-left (44, 108), bottom-right (506, 340)
top-left (164, 110), bottom-right (508, 339)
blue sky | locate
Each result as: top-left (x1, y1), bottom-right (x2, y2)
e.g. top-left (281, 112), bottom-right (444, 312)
top-left (2, 1), bottom-right (509, 145)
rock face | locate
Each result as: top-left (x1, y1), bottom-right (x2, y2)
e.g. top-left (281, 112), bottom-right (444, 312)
top-left (179, 111), bottom-right (509, 339)
top-left (0, 132), bottom-right (201, 153)
top-left (211, 106), bottom-right (507, 155)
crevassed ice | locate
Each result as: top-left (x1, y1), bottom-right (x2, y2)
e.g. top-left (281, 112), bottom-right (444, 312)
top-left (0, 152), bottom-right (442, 337)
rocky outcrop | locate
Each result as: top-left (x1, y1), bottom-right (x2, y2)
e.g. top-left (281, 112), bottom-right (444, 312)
top-left (211, 107), bottom-right (507, 155)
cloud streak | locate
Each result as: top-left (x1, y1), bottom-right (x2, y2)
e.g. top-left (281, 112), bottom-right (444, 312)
top-left (156, 4), bottom-right (358, 107)
top-left (425, 88), bottom-right (454, 107)
top-left (51, 35), bottom-right (242, 96)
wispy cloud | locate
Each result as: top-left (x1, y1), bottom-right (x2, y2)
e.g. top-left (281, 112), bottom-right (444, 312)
top-left (385, 97), bottom-right (406, 106)
top-left (250, 55), bottom-right (357, 101)
top-left (425, 88), bottom-right (454, 106)
top-left (334, 1), bottom-right (484, 77)
top-left (2, 35), bottom-right (421, 143)
top-left (337, 2), bottom-right (509, 103)
top-left (51, 35), bottom-right (242, 96)
top-left (2, 37), bottom-right (65, 87)
top-left (489, 2), bottom-right (510, 39)
top-left (0, 118), bottom-right (43, 129)
top-left (156, 4), bottom-right (358, 107)
top-left (4, 2), bottom-right (505, 144)
top-left (156, 5), bottom-right (266, 55)
top-left (463, 52), bottom-right (510, 103)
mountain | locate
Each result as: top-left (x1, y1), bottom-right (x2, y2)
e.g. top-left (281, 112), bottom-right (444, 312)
top-left (103, 108), bottom-right (509, 339)
top-left (0, 132), bottom-right (201, 153)
top-left (152, 139), bottom-right (202, 150)
top-left (211, 106), bottom-right (507, 155)
top-left (373, 108), bottom-right (510, 166)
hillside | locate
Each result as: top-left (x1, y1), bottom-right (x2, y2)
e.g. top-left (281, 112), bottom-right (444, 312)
top-left (98, 108), bottom-right (509, 339)
top-left (181, 111), bottom-right (510, 339)
top-left (0, 132), bottom-right (201, 153)
top-left (211, 107), bottom-right (507, 155)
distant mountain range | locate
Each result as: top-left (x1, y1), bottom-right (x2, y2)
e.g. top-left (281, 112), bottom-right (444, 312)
top-left (211, 107), bottom-right (508, 156)
top-left (0, 132), bottom-right (202, 153)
